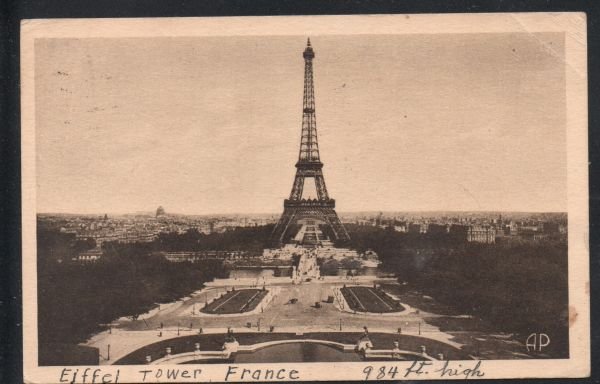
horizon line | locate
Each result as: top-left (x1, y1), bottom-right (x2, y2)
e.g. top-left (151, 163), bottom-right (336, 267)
top-left (37, 209), bottom-right (568, 216)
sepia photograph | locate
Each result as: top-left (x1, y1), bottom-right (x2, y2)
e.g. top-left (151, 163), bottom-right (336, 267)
top-left (21, 13), bottom-right (589, 382)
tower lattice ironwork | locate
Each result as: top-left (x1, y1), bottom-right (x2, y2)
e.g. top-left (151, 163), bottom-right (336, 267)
top-left (270, 39), bottom-right (350, 247)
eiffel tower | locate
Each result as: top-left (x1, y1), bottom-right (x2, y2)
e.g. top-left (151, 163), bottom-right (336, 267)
top-left (270, 39), bottom-right (350, 247)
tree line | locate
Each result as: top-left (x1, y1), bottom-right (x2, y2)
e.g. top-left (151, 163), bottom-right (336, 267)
top-left (37, 226), bottom-right (269, 348)
top-left (342, 224), bottom-right (569, 357)
top-left (155, 225), bottom-right (273, 253)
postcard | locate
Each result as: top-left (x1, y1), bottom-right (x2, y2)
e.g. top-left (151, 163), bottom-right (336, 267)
top-left (21, 13), bottom-right (589, 382)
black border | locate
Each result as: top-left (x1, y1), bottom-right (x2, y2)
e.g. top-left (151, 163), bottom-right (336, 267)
top-left (2, 1), bottom-right (599, 383)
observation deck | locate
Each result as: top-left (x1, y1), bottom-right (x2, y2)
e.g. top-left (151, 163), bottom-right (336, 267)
top-left (284, 198), bottom-right (336, 208)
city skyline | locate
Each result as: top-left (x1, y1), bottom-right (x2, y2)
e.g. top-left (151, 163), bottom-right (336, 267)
top-left (35, 33), bottom-right (567, 215)
top-left (37, 208), bottom-right (568, 217)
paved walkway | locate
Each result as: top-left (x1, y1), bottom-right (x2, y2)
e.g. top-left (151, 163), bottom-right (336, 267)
top-left (85, 278), bottom-right (530, 364)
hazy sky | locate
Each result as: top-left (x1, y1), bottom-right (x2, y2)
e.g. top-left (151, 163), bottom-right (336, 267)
top-left (35, 33), bottom-right (566, 214)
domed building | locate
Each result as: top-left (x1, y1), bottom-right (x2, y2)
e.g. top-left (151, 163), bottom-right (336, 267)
top-left (156, 206), bottom-right (166, 218)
